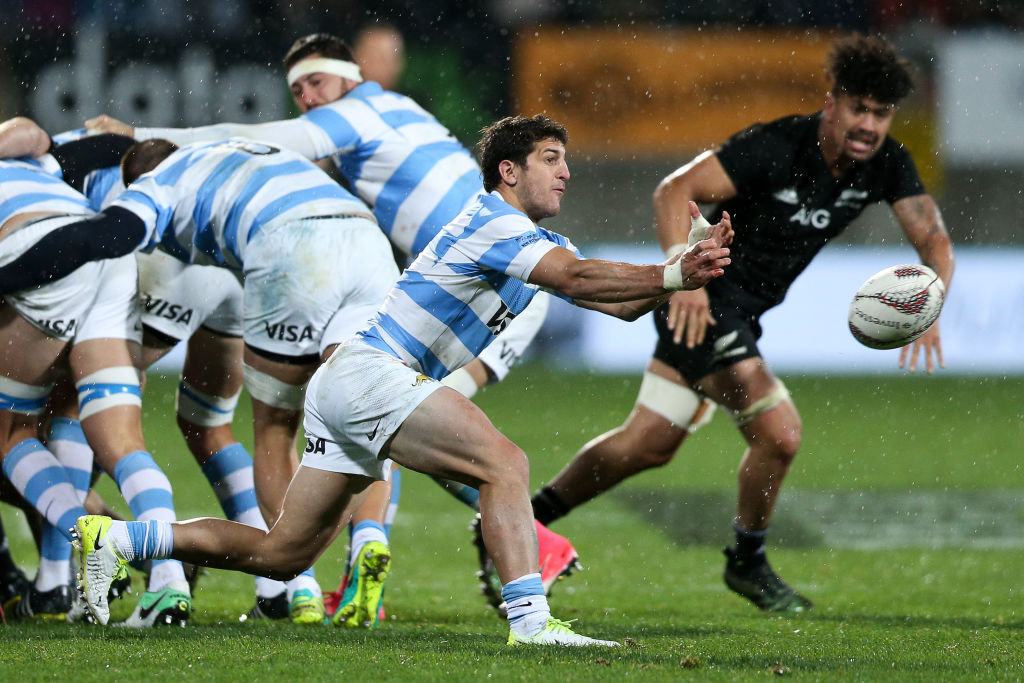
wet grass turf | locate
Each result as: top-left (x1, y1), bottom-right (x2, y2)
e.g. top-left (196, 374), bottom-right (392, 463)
top-left (2, 368), bottom-right (1021, 680)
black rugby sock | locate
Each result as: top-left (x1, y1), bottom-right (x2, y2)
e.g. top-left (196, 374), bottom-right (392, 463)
top-left (731, 521), bottom-right (769, 562)
top-left (531, 486), bottom-right (571, 526)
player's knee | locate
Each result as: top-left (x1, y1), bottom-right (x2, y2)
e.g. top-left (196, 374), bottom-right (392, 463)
top-left (480, 442), bottom-right (530, 490)
top-left (772, 426), bottom-right (802, 464)
top-left (262, 542), bottom-right (318, 580)
top-left (635, 440), bottom-right (681, 469)
top-left (755, 419), bottom-right (802, 465)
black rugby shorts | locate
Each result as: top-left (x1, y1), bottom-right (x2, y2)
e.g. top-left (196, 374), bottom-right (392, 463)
top-left (652, 296), bottom-right (763, 384)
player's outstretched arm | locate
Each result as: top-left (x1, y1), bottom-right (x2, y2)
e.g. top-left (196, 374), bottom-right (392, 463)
top-left (0, 117), bottom-right (51, 159)
top-left (892, 193), bottom-right (955, 373)
top-left (87, 113), bottom-right (325, 161)
top-left (529, 213), bottom-right (732, 321)
top-left (654, 152), bottom-right (739, 347)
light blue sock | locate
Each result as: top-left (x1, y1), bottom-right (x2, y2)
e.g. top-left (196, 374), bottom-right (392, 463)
top-left (2, 439), bottom-right (87, 539)
top-left (430, 475), bottom-right (480, 511)
top-left (46, 418), bottom-right (93, 502)
top-left (384, 468), bottom-right (401, 537)
top-left (501, 572), bottom-right (549, 634)
top-left (200, 444), bottom-right (286, 598)
top-left (113, 450), bottom-right (186, 591)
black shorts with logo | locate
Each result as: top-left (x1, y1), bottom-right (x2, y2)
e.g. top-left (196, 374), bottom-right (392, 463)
top-left (652, 282), bottom-right (765, 385)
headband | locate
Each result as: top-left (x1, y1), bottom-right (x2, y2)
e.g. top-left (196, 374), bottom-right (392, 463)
top-left (286, 57), bottom-right (364, 87)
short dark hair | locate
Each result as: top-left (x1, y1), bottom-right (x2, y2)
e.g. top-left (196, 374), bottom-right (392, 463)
top-left (475, 115), bottom-right (569, 192)
top-left (121, 139), bottom-right (179, 185)
top-left (283, 33), bottom-right (355, 71)
top-left (827, 34), bottom-right (913, 105)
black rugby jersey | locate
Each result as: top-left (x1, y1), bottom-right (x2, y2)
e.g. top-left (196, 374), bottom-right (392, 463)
top-left (709, 112), bottom-right (924, 315)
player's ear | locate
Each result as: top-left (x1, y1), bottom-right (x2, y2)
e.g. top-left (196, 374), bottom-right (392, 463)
top-left (498, 159), bottom-right (517, 186)
top-left (823, 91), bottom-right (836, 112)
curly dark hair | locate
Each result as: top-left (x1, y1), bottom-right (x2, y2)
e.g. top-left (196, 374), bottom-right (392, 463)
top-left (475, 115), bottom-right (569, 192)
top-left (827, 34), bottom-right (913, 104)
top-left (283, 33), bottom-right (355, 71)
top-left (121, 139), bottom-right (179, 185)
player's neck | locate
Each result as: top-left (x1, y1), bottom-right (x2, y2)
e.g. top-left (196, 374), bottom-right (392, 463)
top-left (816, 123), bottom-right (852, 178)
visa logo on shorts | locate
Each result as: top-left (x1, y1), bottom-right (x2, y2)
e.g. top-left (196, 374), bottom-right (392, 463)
top-left (304, 437), bottom-right (326, 454)
top-left (143, 296), bottom-right (194, 324)
top-left (35, 318), bottom-right (77, 335)
top-left (262, 323), bottom-right (315, 342)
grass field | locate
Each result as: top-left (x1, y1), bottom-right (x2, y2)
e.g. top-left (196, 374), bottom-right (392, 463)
top-left (1, 368), bottom-right (1022, 680)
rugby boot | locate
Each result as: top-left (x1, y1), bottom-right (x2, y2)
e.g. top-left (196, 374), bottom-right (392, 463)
top-left (723, 548), bottom-right (812, 613)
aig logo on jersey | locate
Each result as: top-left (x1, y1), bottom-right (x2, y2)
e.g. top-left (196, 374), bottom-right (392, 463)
top-left (789, 207), bottom-right (831, 229)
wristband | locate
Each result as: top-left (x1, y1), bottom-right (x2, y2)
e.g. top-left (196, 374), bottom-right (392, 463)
top-left (663, 260), bottom-right (684, 290)
top-left (688, 212), bottom-right (712, 246)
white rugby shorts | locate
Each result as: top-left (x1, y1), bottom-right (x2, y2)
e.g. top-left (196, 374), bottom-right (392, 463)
top-left (137, 249), bottom-right (244, 341)
top-left (301, 340), bottom-right (442, 479)
top-left (242, 216), bottom-right (398, 360)
top-left (1, 214), bottom-right (123, 343)
top-left (75, 254), bottom-right (142, 344)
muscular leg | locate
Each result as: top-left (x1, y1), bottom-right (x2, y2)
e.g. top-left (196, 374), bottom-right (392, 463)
top-left (387, 386), bottom-right (537, 583)
top-left (174, 329), bottom-right (245, 463)
top-left (541, 358), bottom-right (690, 512)
top-left (242, 346), bottom-right (317, 523)
top-left (693, 357), bottom-right (801, 531)
top-left (170, 466), bottom-right (371, 579)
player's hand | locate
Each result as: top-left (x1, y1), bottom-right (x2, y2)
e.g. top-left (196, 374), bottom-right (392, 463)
top-left (666, 288), bottom-right (714, 347)
top-left (664, 204), bottom-right (732, 291)
top-left (899, 322), bottom-right (944, 374)
top-left (691, 201), bottom-right (733, 250)
top-left (85, 115), bottom-right (135, 137)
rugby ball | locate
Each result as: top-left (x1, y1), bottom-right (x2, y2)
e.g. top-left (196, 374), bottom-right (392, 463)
top-left (848, 264), bottom-right (945, 350)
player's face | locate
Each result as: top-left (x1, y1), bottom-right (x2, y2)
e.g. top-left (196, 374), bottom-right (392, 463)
top-left (823, 92), bottom-right (896, 164)
top-left (514, 138), bottom-right (570, 221)
top-left (290, 58), bottom-right (348, 113)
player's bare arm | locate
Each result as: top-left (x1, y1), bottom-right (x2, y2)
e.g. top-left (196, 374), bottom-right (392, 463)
top-left (653, 151), bottom-right (739, 347)
top-left (892, 193), bottom-right (955, 373)
top-left (529, 217), bottom-right (732, 321)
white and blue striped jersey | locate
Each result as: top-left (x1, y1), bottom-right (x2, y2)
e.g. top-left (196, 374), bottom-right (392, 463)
top-left (0, 157), bottom-right (93, 226)
top-left (82, 167), bottom-right (125, 210)
top-left (302, 83), bottom-right (482, 256)
top-left (111, 138), bottom-right (370, 270)
top-left (138, 82), bottom-right (483, 258)
top-left (357, 191), bottom-right (578, 379)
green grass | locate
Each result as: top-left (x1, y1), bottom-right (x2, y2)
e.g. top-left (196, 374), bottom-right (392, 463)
top-left (1, 368), bottom-right (1022, 680)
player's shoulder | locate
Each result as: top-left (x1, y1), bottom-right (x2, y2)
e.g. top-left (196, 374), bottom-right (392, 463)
top-left (729, 113), bottom-right (815, 146)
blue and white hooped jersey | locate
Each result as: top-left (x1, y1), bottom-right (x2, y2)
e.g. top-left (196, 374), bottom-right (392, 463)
top-left (0, 157), bottom-right (93, 226)
top-left (358, 191), bottom-right (578, 379)
top-left (81, 167), bottom-right (124, 211)
top-left (111, 138), bottom-right (370, 269)
top-left (300, 83), bottom-right (484, 258)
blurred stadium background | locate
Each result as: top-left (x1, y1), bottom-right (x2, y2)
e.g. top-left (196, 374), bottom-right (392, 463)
top-left (0, 0), bottom-right (1019, 375)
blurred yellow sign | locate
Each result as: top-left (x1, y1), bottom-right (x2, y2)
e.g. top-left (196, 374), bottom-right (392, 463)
top-left (514, 27), bottom-right (834, 157)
